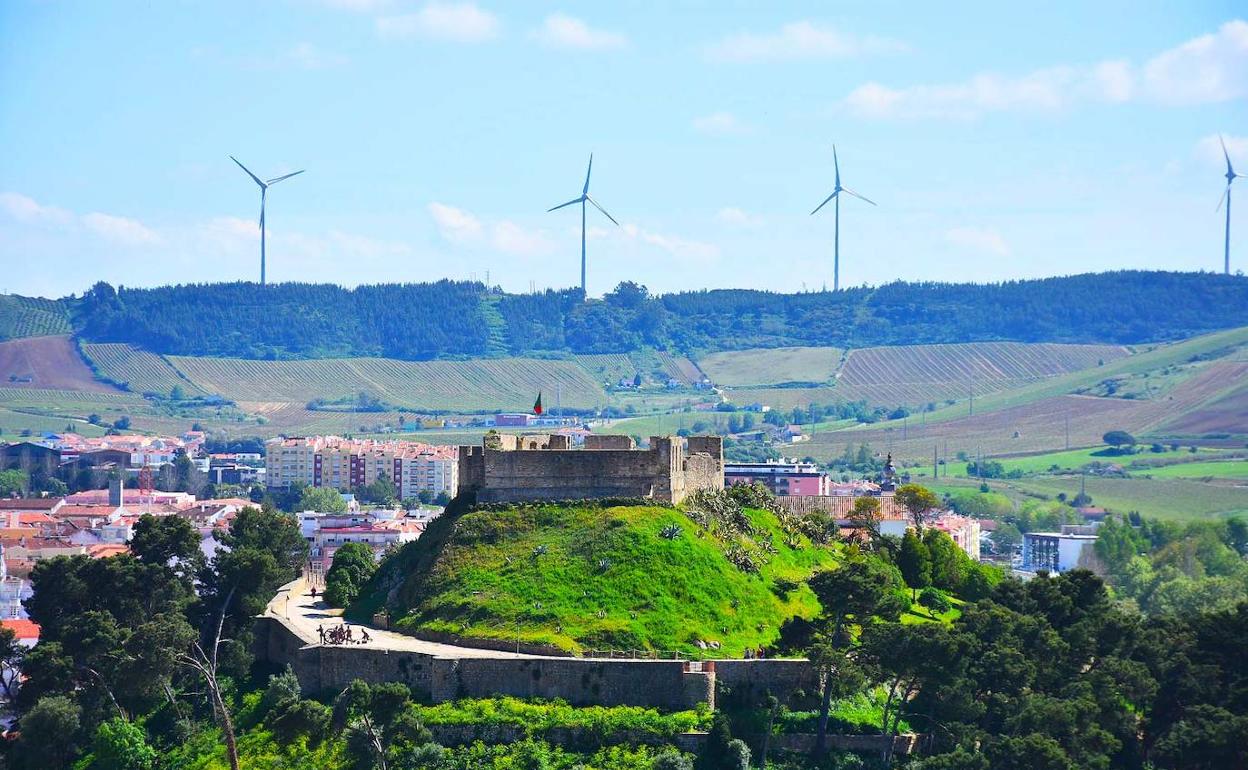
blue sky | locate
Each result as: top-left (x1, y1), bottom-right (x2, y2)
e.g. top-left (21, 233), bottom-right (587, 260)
top-left (2, 1), bottom-right (1246, 298)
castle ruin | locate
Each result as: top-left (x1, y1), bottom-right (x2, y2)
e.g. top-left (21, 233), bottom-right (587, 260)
top-left (457, 434), bottom-right (724, 504)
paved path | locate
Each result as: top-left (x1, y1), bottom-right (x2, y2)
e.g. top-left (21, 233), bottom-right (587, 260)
top-left (264, 578), bottom-right (541, 659)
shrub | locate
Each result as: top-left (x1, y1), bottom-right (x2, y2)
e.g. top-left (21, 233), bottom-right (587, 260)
top-left (919, 587), bottom-right (952, 614)
top-left (653, 749), bottom-right (695, 770)
top-left (270, 699), bottom-right (334, 746)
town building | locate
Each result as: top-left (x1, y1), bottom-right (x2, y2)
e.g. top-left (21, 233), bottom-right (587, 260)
top-left (1021, 529), bottom-right (1100, 573)
top-left (1, 442), bottom-right (60, 477)
top-left (265, 436), bottom-right (458, 499)
top-left (725, 459), bottom-right (830, 496)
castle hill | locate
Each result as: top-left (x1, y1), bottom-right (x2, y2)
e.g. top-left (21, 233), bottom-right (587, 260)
top-left (3, 3), bottom-right (1248, 766)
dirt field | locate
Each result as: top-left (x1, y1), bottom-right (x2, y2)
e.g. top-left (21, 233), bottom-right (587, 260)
top-left (0, 336), bottom-right (117, 393)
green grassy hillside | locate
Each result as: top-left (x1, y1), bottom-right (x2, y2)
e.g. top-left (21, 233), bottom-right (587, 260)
top-left (353, 499), bottom-right (839, 657)
top-left (0, 294), bottom-right (71, 340)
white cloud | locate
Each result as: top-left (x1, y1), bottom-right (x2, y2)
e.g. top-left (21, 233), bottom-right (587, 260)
top-left (82, 212), bottom-right (162, 245)
top-left (534, 14), bottom-right (626, 50)
top-left (1143, 20), bottom-right (1248, 104)
top-left (288, 42), bottom-right (348, 69)
top-left (845, 19), bottom-right (1248, 119)
top-left (945, 227), bottom-right (1010, 257)
top-left (492, 220), bottom-right (552, 256)
top-left (1196, 134), bottom-right (1248, 169)
top-left (716, 207), bottom-right (763, 227)
top-left (707, 21), bottom-right (907, 62)
top-left (692, 111), bottom-right (748, 135)
top-left (319, 0), bottom-right (391, 11)
top-left (618, 223), bottom-right (720, 262)
top-left (376, 2), bottom-right (500, 43)
top-left (428, 202), bottom-right (483, 243)
top-left (0, 192), bottom-right (72, 224)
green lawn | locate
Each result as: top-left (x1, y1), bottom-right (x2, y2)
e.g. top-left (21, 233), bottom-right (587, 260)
top-left (995, 476), bottom-right (1248, 521)
top-left (1128, 459), bottom-right (1248, 480)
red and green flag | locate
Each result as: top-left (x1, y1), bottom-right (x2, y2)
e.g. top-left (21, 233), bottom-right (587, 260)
top-left (533, 392), bottom-right (543, 415)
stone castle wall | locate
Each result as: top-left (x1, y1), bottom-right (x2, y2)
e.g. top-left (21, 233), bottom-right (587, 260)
top-left (459, 435), bottom-right (723, 505)
top-left (777, 493), bottom-right (900, 519)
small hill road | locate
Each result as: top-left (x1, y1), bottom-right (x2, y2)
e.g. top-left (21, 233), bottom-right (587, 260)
top-left (264, 578), bottom-right (542, 659)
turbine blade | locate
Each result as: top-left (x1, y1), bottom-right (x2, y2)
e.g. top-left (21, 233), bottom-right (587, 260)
top-left (230, 156), bottom-right (266, 188)
top-left (833, 145), bottom-right (840, 186)
top-left (841, 187), bottom-right (877, 206)
top-left (1221, 135), bottom-right (1235, 177)
top-left (583, 154), bottom-right (593, 195)
top-left (810, 191), bottom-right (838, 216)
top-left (259, 202), bottom-right (265, 230)
top-left (266, 169), bottom-right (305, 185)
top-left (586, 194), bottom-right (619, 226)
top-left (548, 196), bottom-right (585, 213)
top-left (1217, 183), bottom-right (1230, 212)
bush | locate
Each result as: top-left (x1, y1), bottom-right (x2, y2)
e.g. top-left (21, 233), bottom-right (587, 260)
top-left (653, 749), bottom-right (695, 770)
top-left (270, 699), bottom-right (334, 746)
top-left (919, 587), bottom-right (952, 614)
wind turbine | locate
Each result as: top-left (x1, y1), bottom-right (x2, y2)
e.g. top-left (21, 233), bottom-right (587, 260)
top-left (810, 146), bottom-right (875, 292)
top-left (548, 154), bottom-right (619, 297)
top-left (230, 156), bottom-right (305, 286)
top-left (1217, 135), bottom-right (1241, 275)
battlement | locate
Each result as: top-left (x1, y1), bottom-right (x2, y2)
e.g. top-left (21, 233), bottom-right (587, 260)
top-left (458, 434), bottom-right (724, 505)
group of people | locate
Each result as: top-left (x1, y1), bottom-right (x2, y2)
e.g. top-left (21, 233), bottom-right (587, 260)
top-left (743, 647), bottom-right (767, 659)
top-left (318, 624), bottom-right (372, 646)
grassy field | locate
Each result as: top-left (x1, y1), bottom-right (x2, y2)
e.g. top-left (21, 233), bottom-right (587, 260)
top-left (0, 295), bottom-right (71, 340)
top-left (358, 502), bottom-right (839, 657)
top-left (698, 346), bottom-right (843, 386)
top-left (1128, 459), bottom-right (1248, 480)
top-left (978, 476), bottom-right (1248, 521)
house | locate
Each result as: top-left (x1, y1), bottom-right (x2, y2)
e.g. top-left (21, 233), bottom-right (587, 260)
top-left (1020, 531), bottom-right (1099, 573)
top-left (1, 442), bottom-right (60, 477)
top-left (784, 425), bottom-right (807, 443)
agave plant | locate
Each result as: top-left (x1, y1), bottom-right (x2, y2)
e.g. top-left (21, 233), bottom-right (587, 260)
top-left (659, 524), bottom-right (683, 540)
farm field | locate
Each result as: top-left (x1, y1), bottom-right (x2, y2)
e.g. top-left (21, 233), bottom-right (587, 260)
top-left (0, 336), bottom-right (116, 392)
top-left (81, 343), bottom-right (205, 396)
top-left (600, 411), bottom-right (737, 439)
top-left (834, 341), bottom-right (1129, 409)
top-left (570, 353), bottom-right (637, 384)
top-left (168, 355), bottom-right (609, 412)
top-left (697, 346), bottom-right (843, 386)
top-left (1002, 476), bottom-right (1248, 521)
top-left (724, 386), bottom-right (842, 412)
top-left (0, 294), bottom-right (71, 340)
top-left (655, 351), bottom-right (703, 385)
top-left (0, 405), bottom-right (105, 438)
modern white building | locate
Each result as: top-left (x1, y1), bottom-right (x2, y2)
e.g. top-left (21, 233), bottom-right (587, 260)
top-left (1021, 531), bottom-right (1099, 573)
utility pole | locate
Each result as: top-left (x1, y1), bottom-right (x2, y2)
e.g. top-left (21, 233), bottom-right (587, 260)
top-left (1064, 413), bottom-right (1070, 451)
top-left (933, 445), bottom-right (938, 479)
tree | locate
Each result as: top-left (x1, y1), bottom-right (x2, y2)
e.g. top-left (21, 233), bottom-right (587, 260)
top-left (324, 542), bottom-right (377, 608)
top-left (847, 496), bottom-right (883, 547)
top-left (298, 485), bottom-right (347, 513)
top-left (896, 483), bottom-right (941, 530)
top-left (128, 514), bottom-right (204, 579)
top-left (899, 529), bottom-right (933, 600)
top-left (359, 472), bottom-right (398, 507)
top-left (0, 624), bottom-right (25, 701)
top-left (333, 680), bottom-right (432, 770)
top-left (0, 468), bottom-right (28, 496)
top-left (88, 717), bottom-right (158, 770)
top-left (16, 695), bottom-right (82, 770)
top-left (803, 558), bottom-right (908, 755)
top-left (992, 522), bottom-right (1023, 555)
top-left (1102, 430), bottom-right (1136, 449)
top-left (112, 416), bottom-right (131, 431)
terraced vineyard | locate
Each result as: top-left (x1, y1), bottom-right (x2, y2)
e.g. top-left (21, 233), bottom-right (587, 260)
top-left (835, 342), bottom-right (1130, 408)
top-left (572, 353), bottom-right (637, 384)
top-left (0, 295), bottom-right (71, 340)
top-left (170, 355), bottom-right (608, 412)
top-left (81, 343), bottom-right (206, 396)
top-left (698, 346), bottom-right (843, 386)
top-left (655, 351), bottom-right (703, 385)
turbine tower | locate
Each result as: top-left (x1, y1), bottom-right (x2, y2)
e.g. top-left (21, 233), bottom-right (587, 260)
top-left (810, 146), bottom-right (875, 292)
top-left (548, 154), bottom-right (619, 297)
top-left (230, 156), bottom-right (305, 286)
top-left (1217, 135), bottom-right (1241, 275)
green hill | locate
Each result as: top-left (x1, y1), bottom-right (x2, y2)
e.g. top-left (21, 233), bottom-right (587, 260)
top-left (352, 497), bottom-right (840, 657)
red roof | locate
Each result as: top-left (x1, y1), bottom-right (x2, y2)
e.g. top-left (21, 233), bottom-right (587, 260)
top-left (87, 544), bottom-right (130, 559)
top-left (1, 619), bottom-right (39, 641)
top-left (0, 499), bottom-right (61, 511)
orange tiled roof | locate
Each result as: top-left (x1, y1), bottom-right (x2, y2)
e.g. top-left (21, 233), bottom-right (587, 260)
top-left (1, 618), bottom-right (40, 641)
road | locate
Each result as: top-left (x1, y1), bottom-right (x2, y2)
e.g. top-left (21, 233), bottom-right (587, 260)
top-left (264, 578), bottom-right (541, 659)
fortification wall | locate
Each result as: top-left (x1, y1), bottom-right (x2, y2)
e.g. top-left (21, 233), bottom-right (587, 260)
top-left (713, 659), bottom-right (819, 705)
top-left (433, 657), bottom-right (714, 710)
